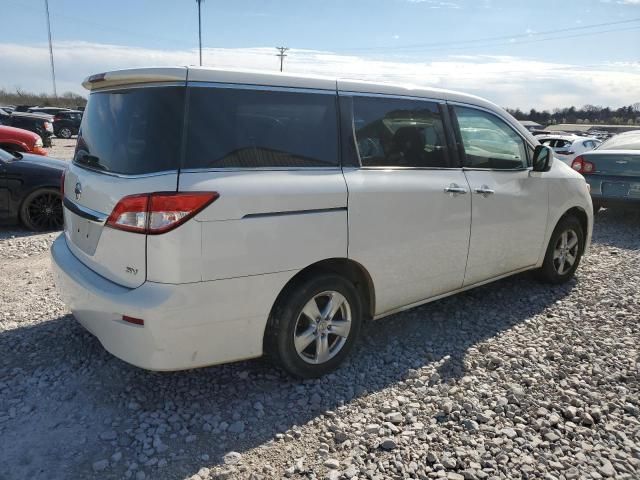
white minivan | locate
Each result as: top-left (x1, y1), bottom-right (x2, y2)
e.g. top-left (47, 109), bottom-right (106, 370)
top-left (51, 67), bottom-right (593, 378)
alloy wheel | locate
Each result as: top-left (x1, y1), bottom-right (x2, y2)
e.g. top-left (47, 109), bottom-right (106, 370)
top-left (553, 229), bottom-right (579, 275)
top-left (293, 290), bottom-right (352, 365)
top-left (26, 192), bottom-right (63, 230)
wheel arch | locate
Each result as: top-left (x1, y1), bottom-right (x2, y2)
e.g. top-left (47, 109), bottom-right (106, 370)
top-left (271, 257), bottom-right (376, 322)
top-left (559, 206), bottom-right (589, 240)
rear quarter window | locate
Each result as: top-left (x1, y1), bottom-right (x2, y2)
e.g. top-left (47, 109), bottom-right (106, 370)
top-left (184, 87), bottom-right (339, 169)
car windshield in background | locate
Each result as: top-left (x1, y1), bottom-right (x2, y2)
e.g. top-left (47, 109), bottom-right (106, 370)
top-left (75, 86), bottom-right (185, 175)
top-left (597, 132), bottom-right (640, 151)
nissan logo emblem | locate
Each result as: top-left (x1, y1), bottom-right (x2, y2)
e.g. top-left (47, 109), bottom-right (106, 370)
top-left (74, 182), bottom-right (82, 200)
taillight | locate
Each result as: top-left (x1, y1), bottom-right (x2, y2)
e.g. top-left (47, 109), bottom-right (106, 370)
top-left (106, 192), bottom-right (219, 234)
top-left (571, 155), bottom-right (595, 174)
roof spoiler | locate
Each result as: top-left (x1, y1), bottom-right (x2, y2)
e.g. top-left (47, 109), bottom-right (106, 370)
top-left (82, 67), bottom-right (188, 91)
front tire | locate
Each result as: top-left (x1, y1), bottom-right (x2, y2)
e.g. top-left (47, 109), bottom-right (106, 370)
top-left (535, 216), bottom-right (584, 284)
top-left (58, 127), bottom-right (73, 139)
top-left (20, 188), bottom-right (63, 231)
top-left (264, 272), bottom-right (362, 378)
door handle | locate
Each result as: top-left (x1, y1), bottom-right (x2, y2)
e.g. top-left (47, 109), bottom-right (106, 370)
top-left (444, 184), bottom-right (468, 195)
top-left (474, 185), bottom-right (495, 197)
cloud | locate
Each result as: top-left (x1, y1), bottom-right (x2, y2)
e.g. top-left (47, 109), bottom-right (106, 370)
top-left (405, 0), bottom-right (461, 8)
top-left (600, 0), bottom-right (640, 4)
top-left (0, 41), bottom-right (638, 110)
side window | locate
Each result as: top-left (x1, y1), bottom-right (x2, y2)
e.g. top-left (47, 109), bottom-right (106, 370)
top-left (352, 96), bottom-right (449, 168)
top-left (454, 106), bottom-right (528, 169)
top-left (185, 87), bottom-right (339, 168)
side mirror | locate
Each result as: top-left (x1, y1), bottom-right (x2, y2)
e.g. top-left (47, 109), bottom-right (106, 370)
top-left (532, 145), bottom-right (553, 172)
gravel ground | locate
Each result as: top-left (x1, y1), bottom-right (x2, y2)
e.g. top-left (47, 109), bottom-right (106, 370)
top-left (47, 137), bottom-right (76, 160)
top-left (0, 209), bottom-right (638, 480)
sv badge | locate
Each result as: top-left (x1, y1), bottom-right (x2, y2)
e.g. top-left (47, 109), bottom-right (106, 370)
top-left (125, 266), bottom-right (138, 275)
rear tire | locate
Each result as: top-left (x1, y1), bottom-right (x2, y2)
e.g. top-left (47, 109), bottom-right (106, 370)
top-left (264, 272), bottom-right (362, 378)
top-left (20, 188), bottom-right (63, 231)
top-left (535, 216), bottom-right (584, 284)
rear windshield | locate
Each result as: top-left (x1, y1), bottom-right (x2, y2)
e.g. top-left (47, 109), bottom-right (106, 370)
top-left (597, 133), bottom-right (640, 151)
top-left (184, 87), bottom-right (339, 168)
top-left (75, 86), bottom-right (185, 175)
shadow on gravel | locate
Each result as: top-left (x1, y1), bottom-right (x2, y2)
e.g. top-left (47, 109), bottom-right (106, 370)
top-left (0, 270), bottom-right (579, 480)
top-left (592, 208), bottom-right (640, 250)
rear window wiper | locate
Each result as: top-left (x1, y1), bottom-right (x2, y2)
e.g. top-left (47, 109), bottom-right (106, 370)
top-left (76, 153), bottom-right (107, 171)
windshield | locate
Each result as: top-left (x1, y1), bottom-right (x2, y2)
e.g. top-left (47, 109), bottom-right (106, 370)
top-left (75, 86), bottom-right (185, 175)
top-left (0, 148), bottom-right (19, 161)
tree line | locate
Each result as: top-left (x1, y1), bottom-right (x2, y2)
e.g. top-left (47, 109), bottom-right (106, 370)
top-left (506, 103), bottom-right (640, 126)
top-left (0, 88), bottom-right (87, 109)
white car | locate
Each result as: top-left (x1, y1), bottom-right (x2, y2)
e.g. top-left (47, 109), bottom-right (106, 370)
top-left (537, 135), bottom-right (601, 165)
top-left (51, 67), bottom-right (593, 378)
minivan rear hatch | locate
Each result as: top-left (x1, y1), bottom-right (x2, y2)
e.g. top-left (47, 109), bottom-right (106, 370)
top-left (63, 70), bottom-right (187, 288)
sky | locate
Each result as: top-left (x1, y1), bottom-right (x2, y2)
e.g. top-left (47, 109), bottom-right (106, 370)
top-left (0, 0), bottom-right (639, 110)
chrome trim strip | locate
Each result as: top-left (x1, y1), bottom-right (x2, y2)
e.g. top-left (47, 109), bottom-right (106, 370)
top-left (180, 166), bottom-right (341, 173)
top-left (187, 81), bottom-right (336, 95)
top-left (243, 207), bottom-right (346, 219)
top-left (63, 197), bottom-right (108, 223)
top-left (462, 167), bottom-right (532, 173)
top-left (72, 162), bottom-right (179, 178)
top-left (339, 91), bottom-right (445, 103)
top-left (359, 166), bottom-right (463, 171)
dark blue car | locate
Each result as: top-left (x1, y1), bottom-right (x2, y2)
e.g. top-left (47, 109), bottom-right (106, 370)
top-left (571, 131), bottom-right (640, 212)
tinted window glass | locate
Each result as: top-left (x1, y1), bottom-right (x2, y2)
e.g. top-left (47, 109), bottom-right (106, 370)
top-left (185, 87), bottom-right (339, 168)
top-left (353, 96), bottom-right (449, 168)
top-left (455, 107), bottom-right (528, 169)
top-left (74, 87), bottom-right (185, 175)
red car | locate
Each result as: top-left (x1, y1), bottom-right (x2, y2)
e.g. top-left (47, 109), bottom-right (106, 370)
top-left (0, 125), bottom-right (48, 156)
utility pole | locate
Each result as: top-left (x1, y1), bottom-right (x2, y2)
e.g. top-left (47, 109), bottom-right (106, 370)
top-left (44, 0), bottom-right (57, 97)
top-left (196, 0), bottom-right (204, 66)
top-left (275, 47), bottom-right (289, 72)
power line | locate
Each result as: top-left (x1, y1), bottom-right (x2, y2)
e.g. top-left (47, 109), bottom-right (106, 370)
top-left (276, 46), bottom-right (289, 72)
top-left (44, 0), bottom-right (57, 97)
top-left (336, 17), bottom-right (640, 53)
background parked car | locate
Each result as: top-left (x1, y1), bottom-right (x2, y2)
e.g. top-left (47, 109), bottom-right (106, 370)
top-left (537, 135), bottom-right (601, 165)
top-left (1, 111), bottom-right (54, 147)
top-left (0, 105), bottom-right (15, 113)
top-left (0, 147), bottom-right (65, 230)
top-left (0, 107), bottom-right (11, 124)
top-left (53, 110), bottom-right (82, 138)
top-left (573, 130), bottom-right (640, 212)
top-left (28, 106), bottom-right (72, 116)
top-left (0, 125), bottom-right (48, 156)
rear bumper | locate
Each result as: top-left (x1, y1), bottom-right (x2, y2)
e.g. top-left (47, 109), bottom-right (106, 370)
top-left (50, 234), bottom-right (294, 371)
top-left (591, 196), bottom-right (640, 209)
top-left (586, 175), bottom-right (640, 209)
